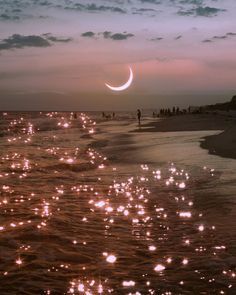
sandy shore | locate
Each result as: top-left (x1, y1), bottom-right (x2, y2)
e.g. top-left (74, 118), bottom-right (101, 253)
top-left (200, 125), bottom-right (236, 159)
top-left (136, 114), bottom-right (236, 160)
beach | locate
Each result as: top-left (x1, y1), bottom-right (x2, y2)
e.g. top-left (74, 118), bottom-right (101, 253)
top-left (0, 111), bottom-right (236, 294)
top-left (134, 113), bottom-right (236, 160)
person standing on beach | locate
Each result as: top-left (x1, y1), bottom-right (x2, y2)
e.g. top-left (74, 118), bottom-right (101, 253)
top-left (137, 109), bottom-right (141, 126)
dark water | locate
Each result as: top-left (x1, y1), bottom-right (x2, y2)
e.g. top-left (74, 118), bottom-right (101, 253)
top-left (0, 112), bottom-right (235, 294)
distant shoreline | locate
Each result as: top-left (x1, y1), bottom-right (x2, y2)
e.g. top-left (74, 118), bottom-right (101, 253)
top-left (135, 114), bottom-right (236, 160)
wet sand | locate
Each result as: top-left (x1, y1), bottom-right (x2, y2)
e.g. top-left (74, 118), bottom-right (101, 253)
top-left (135, 114), bottom-right (236, 160)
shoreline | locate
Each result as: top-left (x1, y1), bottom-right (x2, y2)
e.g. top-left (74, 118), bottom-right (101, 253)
top-left (200, 125), bottom-right (236, 160)
top-left (134, 114), bottom-right (236, 160)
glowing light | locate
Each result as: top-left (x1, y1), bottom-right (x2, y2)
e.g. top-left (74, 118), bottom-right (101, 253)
top-left (182, 258), bottom-right (189, 265)
top-left (184, 239), bottom-right (190, 245)
top-left (16, 258), bottom-right (23, 265)
top-left (106, 254), bottom-right (117, 263)
top-left (78, 283), bottom-right (84, 292)
top-left (154, 264), bottom-right (165, 272)
top-left (179, 212), bottom-right (192, 218)
top-left (122, 280), bottom-right (135, 287)
top-left (179, 182), bottom-right (186, 189)
top-left (95, 201), bottom-right (106, 208)
top-left (198, 225), bottom-right (205, 232)
top-left (149, 245), bottom-right (156, 251)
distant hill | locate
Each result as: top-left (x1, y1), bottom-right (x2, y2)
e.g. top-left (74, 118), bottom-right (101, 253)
top-left (205, 95), bottom-right (236, 111)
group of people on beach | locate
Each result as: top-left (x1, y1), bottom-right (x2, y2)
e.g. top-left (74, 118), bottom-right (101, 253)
top-left (72, 106), bottom-right (192, 127)
top-left (102, 112), bottom-right (115, 119)
top-left (101, 111), bottom-right (142, 125)
top-left (159, 107), bottom-right (188, 117)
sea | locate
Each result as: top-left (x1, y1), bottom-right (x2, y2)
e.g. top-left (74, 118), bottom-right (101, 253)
top-left (0, 111), bottom-right (235, 294)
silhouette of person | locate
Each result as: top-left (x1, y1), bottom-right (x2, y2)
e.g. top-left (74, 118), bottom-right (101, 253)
top-left (137, 109), bottom-right (141, 125)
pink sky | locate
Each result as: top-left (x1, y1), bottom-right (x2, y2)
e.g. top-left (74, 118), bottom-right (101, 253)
top-left (0, 0), bottom-right (235, 110)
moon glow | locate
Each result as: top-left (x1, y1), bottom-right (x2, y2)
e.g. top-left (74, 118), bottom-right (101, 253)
top-left (105, 67), bottom-right (133, 92)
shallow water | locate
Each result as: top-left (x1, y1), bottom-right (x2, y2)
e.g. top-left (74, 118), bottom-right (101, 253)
top-left (0, 112), bottom-right (235, 294)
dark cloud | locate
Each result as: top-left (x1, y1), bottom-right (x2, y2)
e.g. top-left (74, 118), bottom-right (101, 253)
top-left (213, 35), bottom-right (227, 40)
top-left (0, 34), bottom-right (50, 50)
top-left (102, 31), bottom-right (134, 40)
top-left (177, 9), bottom-right (193, 16)
top-left (0, 0), bottom-right (50, 21)
top-left (149, 37), bottom-right (163, 41)
top-left (102, 31), bottom-right (112, 39)
top-left (64, 3), bottom-right (126, 13)
top-left (175, 35), bottom-right (182, 40)
top-left (135, 8), bottom-right (157, 14)
top-left (202, 39), bottom-right (213, 43)
top-left (38, 1), bottom-right (51, 6)
top-left (0, 1), bottom-right (127, 22)
top-left (81, 31), bottom-right (95, 38)
top-left (178, 6), bottom-right (226, 17)
top-left (132, 7), bottom-right (159, 16)
top-left (109, 33), bottom-right (134, 40)
top-left (0, 33), bottom-right (72, 51)
top-left (139, 0), bottom-right (161, 3)
top-left (179, 0), bottom-right (203, 5)
top-left (195, 6), bottom-right (226, 16)
top-left (86, 4), bottom-right (126, 13)
top-left (226, 32), bottom-right (236, 36)
top-left (80, 31), bottom-right (134, 41)
top-left (202, 32), bottom-right (236, 43)
top-left (135, 8), bottom-right (157, 12)
top-left (0, 13), bottom-right (20, 20)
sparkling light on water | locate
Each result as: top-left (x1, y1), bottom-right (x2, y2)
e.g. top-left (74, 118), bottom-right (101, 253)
top-left (0, 112), bottom-right (235, 294)
top-left (154, 264), bottom-right (166, 272)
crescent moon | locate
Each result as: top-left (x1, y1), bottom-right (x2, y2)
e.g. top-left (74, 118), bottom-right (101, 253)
top-left (105, 67), bottom-right (133, 91)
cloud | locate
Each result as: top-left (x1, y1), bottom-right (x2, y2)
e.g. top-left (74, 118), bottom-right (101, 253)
top-left (132, 6), bottom-right (160, 16)
top-left (202, 39), bottom-right (213, 43)
top-left (226, 32), bottom-right (236, 36)
top-left (0, 13), bottom-right (20, 20)
top-left (177, 9), bottom-right (193, 16)
top-left (135, 8), bottom-right (157, 12)
top-left (202, 32), bottom-right (236, 43)
top-left (38, 1), bottom-right (51, 6)
top-left (65, 3), bottom-right (126, 14)
top-left (102, 32), bottom-right (134, 40)
top-left (213, 35), bottom-right (227, 40)
top-left (86, 4), bottom-right (126, 13)
top-left (110, 33), bottom-right (134, 40)
top-left (103, 31), bottom-right (112, 39)
top-left (179, 0), bottom-right (203, 5)
top-left (149, 37), bottom-right (163, 41)
top-left (175, 35), bottom-right (182, 40)
top-left (0, 34), bottom-right (50, 50)
top-left (80, 31), bottom-right (134, 41)
top-left (81, 31), bottom-right (95, 38)
top-left (0, 1), bottom-right (50, 21)
top-left (43, 33), bottom-right (72, 42)
top-left (139, 0), bottom-right (161, 3)
top-left (178, 6), bottom-right (226, 17)
top-left (195, 6), bottom-right (226, 16)
top-left (0, 33), bottom-right (72, 51)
